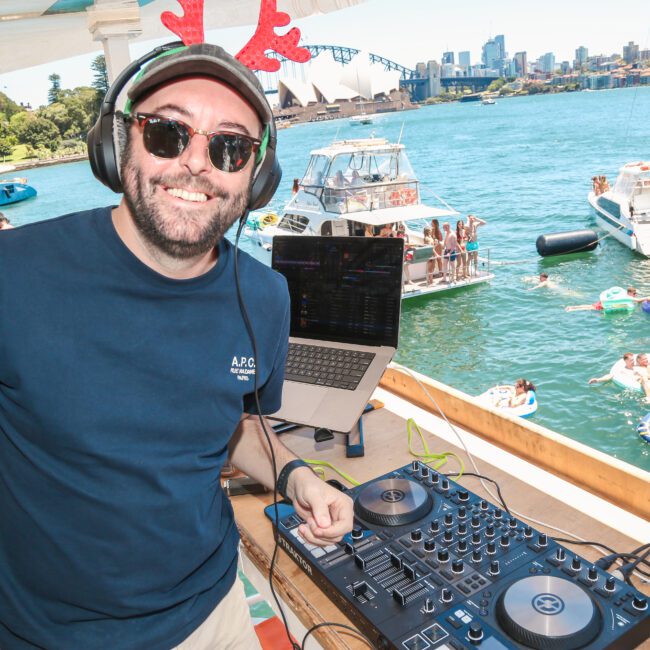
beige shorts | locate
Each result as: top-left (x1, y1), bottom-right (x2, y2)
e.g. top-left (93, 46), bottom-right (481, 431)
top-left (173, 577), bottom-right (263, 650)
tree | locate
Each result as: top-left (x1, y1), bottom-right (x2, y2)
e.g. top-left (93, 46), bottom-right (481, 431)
top-left (40, 103), bottom-right (72, 137)
top-left (48, 73), bottom-right (63, 105)
top-left (0, 136), bottom-right (14, 161)
top-left (91, 55), bottom-right (109, 97)
top-left (20, 115), bottom-right (61, 152)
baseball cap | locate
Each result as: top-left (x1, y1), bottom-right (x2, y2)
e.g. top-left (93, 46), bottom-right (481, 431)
top-left (126, 43), bottom-right (273, 126)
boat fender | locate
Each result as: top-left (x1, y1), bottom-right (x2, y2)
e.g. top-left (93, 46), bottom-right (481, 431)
top-left (536, 229), bottom-right (599, 257)
top-left (637, 413), bottom-right (650, 443)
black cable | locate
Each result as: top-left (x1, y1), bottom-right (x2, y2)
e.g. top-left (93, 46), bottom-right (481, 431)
top-left (445, 472), bottom-right (511, 515)
top-left (233, 215), bottom-right (300, 650)
top-left (301, 622), bottom-right (375, 649)
top-left (553, 537), bottom-right (619, 556)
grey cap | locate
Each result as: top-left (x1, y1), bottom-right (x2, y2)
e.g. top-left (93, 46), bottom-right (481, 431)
top-left (127, 43), bottom-right (273, 125)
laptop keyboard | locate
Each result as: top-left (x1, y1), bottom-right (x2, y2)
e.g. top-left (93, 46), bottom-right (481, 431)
top-left (285, 343), bottom-right (375, 390)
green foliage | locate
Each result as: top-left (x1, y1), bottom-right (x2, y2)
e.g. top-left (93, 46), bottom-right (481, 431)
top-left (91, 55), bottom-right (109, 98)
top-left (0, 93), bottom-right (23, 119)
top-left (40, 102), bottom-right (72, 136)
top-left (20, 115), bottom-right (61, 152)
top-left (0, 137), bottom-right (14, 159)
top-left (486, 78), bottom-right (506, 93)
top-left (48, 73), bottom-right (63, 105)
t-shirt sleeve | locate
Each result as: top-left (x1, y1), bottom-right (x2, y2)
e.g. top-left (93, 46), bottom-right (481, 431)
top-left (243, 297), bottom-right (290, 415)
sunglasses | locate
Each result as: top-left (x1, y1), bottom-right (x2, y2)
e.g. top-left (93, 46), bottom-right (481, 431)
top-left (124, 113), bottom-right (262, 173)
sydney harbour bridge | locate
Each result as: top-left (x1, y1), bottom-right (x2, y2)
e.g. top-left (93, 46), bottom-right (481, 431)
top-left (256, 45), bottom-right (498, 100)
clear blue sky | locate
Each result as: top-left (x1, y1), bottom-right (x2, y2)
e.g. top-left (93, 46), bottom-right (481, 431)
top-left (1, 0), bottom-right (649, 108)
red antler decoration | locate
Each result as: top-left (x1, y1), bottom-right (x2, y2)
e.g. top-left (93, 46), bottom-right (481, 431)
top-left (161, 0), bottom-right (205, 46)
top-left (236, 0), bottom-right (311, 72)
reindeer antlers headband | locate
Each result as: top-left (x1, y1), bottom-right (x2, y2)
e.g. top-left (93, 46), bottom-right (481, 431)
top-left (160, 0), bottom-right (311, 72)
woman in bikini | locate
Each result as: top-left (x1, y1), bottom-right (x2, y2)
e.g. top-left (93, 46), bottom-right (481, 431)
top-left (431, 219), bottom-right (444, 277)
top-left (455, 220), bottom-right (468, 280)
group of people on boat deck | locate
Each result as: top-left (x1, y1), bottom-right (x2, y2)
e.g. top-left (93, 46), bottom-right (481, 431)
top-left (422, 215), bottom-right (486, 284)
top-left (592, 175), bottom-right (610, 195)
top-left (589, 352), bottom-right (650, 402)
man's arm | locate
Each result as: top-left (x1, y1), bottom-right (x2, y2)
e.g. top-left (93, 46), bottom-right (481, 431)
top-left (228, 414), bottom-right (354, 546)
top-left (588, 374), bottom-right (612, 384)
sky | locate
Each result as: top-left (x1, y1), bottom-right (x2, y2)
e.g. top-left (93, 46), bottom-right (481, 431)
top-left (1, 0), bottom-right (649, 109)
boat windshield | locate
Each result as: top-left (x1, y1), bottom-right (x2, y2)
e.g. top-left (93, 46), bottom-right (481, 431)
top-left (301, 155), bottom-right (329, 188)
top-left (614, 169), bottom-right (650, 197)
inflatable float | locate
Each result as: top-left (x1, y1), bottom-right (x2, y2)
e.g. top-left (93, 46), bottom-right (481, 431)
top-left (642, 300), bottom-right (650, 314)
top-left (610, 354), bottom-right (648, 392)
top-left (599, 286), bottom-right (635, 313)
top-left (477, 385), bottom-right (538, 419)
top-left (637, 413), bottom-right (650, 443)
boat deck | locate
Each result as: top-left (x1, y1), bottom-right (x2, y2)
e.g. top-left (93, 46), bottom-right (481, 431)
top-left (232, 368), bottom-right (650, 649)
top-left (402, 271), bottom-right (494, 299)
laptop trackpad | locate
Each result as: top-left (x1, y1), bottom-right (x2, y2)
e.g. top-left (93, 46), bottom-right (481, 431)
top-left (275, 382), bottom-right (326, 423)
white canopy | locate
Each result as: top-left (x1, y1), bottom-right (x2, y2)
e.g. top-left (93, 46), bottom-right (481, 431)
top-left (0, 0), bottom-right (367, 77)
top-left (338, 204), bottom-right (458, 226)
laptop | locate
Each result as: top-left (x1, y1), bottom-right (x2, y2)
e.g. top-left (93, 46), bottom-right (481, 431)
top-left (270, 235), bottom-right (403, 433)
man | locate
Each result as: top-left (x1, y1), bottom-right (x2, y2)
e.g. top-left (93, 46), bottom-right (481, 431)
top-left (0, 212), bottom-right (14, 229)
top-left (442, 221), bottom-right (459, 284)
top-left (588, 352), bottom-right (635, 384)
top-left (0, 43), bottom-right (353, 649)
top-left (565, 286), bottom-right (648, 312)
top-left (634, 353), bottom-right (650, 402)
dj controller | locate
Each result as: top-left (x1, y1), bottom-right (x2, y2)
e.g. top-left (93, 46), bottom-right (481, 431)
top-left (265, 461), bottom-right (649, 649)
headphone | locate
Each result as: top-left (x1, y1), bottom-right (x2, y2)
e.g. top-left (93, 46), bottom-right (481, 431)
top-left (87, 41), bottom-right (281, 211)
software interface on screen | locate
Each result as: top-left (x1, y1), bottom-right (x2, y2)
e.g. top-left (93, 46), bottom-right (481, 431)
top-left (272, 237), bottom-right (403, 347)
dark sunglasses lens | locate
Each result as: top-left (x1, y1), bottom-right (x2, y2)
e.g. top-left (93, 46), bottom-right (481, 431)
top-left (143, 119), bottom-right (189, 159)
top-left (208, 134), bottom-right (254, 172)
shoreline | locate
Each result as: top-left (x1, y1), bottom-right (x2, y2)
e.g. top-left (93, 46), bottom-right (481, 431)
top-left (0, 153), bottom-right (88, 175)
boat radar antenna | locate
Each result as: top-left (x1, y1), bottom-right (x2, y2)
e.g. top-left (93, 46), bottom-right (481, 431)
top-left (397, 121), bottom-right (406, 145)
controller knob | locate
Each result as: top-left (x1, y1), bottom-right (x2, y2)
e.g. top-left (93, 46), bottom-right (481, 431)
top-left (458, 506), bottom-right (467, 519)
top-left (431, 473), bottom-right (440, 485)
top-left (490, 560), bottom-right (500, 575)
top-left (441, 478), bottom-right (450, 491)
top-left (524, 526), bottom-right (533, 538)
top-left (458, 523), bottom-right (468, 536)
top-left (411, 529), bottom-right (422, 543)
top-left (420, 465), bottom-right (430, 479)
top-left (468, 621), bottom-right (484, 645)
top-left (588, 566), bottom-right (598, 581)
top-left (538, 533), bottom-right (548, 547)
top-left (441, 588), bottom-right (453, 603)
top-left (480, 499), bottom-right (489, 510)
top-left (555, 547), bottom-right (566, 562)
top-left (458, 539), bottom-right (468, 553)
top-left (605, 576), bottom-right (616, 591)
top-left (430, 520), bottom-right (440, 534)
top-left (493, 508), bottom-right (503, 519)
top-left (485, 525), bottom-right (495, 538)
top-left (443, 530), bottom-right (454, 544)
top-left (452, 559), bottom-right (464, 573)
top-left (438, 548), bottom-right (449, 563)
top-left (508, 517), bottom-right (518, 528)
top-left (472, 532), bottom-right (481, 545)
top-left (424, 597), bottom-right (435, 614)
top-left (351, 527), bottom-right (363, 541)
top-left (458, 489), bottom-right (470, 501)
top-left (424, 538), bottom-right (436, 553)
top-left (411, 460), bottom-right (420, 471)
top-left (571, 556), bottom-right (582, 571)
top-left (444, 513), bottom-right (454, 526)
top-left (472, 549), bottom-right (482, 563)
top-left (633, 596), bottom-right (648, 611)
top-left (471, 514), bottom-right (481, 528)
top-left (500, 534), bottom-right (510, 547)
top-left (487, 541), bottom-right (496, 554)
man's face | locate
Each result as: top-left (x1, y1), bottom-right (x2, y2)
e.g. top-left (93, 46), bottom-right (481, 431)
top-left (443, 223), bottom-right (450, 232)
top-left (638, 355), bottom-right (648, 367)
top-left (121, 76), bottom-right (261, 259)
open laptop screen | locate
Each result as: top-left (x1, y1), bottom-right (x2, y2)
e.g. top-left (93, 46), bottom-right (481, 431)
top-left (272, 236), bottom-right (403, 347)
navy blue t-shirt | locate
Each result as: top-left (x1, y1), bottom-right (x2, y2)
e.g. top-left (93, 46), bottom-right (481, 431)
top-left (0, 207), bottom-right (290, 649)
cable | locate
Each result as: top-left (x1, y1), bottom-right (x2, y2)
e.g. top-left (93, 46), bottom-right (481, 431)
top-left (233, 214), bottom-right (300, 650)
top-left (301, 622), bottom-right (375, 649)
top-left (444, 471), bottom-right (511, 515)
top-left (388, 361), bottom-right (649, 580)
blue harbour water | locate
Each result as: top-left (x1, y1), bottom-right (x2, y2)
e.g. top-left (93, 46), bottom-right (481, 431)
top-left (5, 88), bottom-right (650, 470)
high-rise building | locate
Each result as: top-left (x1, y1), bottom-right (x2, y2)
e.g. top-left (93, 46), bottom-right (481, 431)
top-left (574, 46), bottom-right (588, 70)
top-left (458, 51), bottom-right (471, 69)
top-left (442, 51), bottom-right (455, 65)
top-left (427, 60), bottom-right (441, 97)
top-left (482, 39), bottom-right (499, 69)
top-left (541, 52), bottom-right (556, 74)
top-left (514, 51), bottom-right (528, 77)
top-left (495, 35), bottom-right (507, 60)
top-left (560, 61), bottom-right (571, 74)
top-left (623, 41), bottom-right (639, 64)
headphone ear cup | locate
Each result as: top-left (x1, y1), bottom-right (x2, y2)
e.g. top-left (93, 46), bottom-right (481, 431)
top-left (87, 110), bottom-right (123, 193)
top-left (248, 145), bottom-right (281, 211)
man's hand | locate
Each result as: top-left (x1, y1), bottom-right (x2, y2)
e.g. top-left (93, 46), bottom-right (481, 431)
top-left (287, 467), bottom-right (354, 547)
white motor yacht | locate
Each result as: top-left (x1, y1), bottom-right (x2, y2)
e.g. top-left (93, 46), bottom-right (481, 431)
top-left (245, 137), bottom-right (494, 299)
top-left (588, 161), bottom-right (650, 256)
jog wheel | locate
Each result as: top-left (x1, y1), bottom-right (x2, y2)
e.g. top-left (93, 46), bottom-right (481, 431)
top-left (496, 575), bottom-right (601, 649)
top-left (353, 478), bottom-right (433, 526)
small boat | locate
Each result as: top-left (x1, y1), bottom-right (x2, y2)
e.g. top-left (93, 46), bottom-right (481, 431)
top-left (477, 385), bottom-right (538, 418)
top-left (587, 161), bottom-right (650, 256)
top-left (349, 113), bottom-right (373, 125)
top-left (0, 178), bottom-right (37, 207)
top-left (481, 97), bottom-right (496, 105)
top-left (245, 137), bottom-right (494, 300)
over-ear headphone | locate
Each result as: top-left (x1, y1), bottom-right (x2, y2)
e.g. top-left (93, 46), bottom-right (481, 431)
top-left (87, 41), bottom-right (281, 211)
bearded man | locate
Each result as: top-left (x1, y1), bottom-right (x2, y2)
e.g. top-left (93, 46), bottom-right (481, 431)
top-left (0, 43), bottom-right (353, 650)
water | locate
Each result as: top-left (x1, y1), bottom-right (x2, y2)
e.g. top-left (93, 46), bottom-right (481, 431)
top-left (5, 88), bottom-right (650, 470)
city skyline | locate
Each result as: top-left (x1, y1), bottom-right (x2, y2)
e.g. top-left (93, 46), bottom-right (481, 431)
top-left (1, 0), bottom-right (649, 108)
